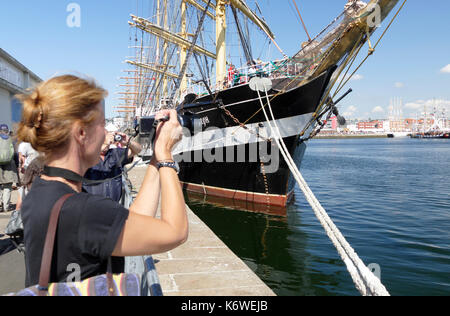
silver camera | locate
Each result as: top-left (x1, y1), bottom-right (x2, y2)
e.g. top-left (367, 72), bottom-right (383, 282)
top-left (114, 134), bottom-right (122, 142)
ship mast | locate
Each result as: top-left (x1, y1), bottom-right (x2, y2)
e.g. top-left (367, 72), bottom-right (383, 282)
top-left (215, 0), bottom-right (278, 88)
top-left (216, 0), bottom-right (227, 87)
top-left (180, 1), bottom-right (188, 93)
top-left (155, 0), bottom-right (162, 108)
top-left (126, 0), bottom-right (277, 109)
top-left (163, 0), bottom-right (169, 97)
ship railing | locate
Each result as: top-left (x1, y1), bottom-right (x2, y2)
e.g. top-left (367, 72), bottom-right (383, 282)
top-left (182, 58), bottom-right (308, 97)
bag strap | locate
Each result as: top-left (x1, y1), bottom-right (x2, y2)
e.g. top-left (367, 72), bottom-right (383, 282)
top-left (106, 258), bottom-right (117, 296)
top-left (38, 193), bottom-right (74, 296)
top-left (37, 193), bottom-right (117, 296)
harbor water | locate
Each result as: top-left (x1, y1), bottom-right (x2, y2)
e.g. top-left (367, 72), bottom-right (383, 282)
top-left (186, 138), bottom-right (450, 296)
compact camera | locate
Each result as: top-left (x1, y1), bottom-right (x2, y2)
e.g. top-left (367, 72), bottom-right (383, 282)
top-left (114, 134), bottom-right (123, 142)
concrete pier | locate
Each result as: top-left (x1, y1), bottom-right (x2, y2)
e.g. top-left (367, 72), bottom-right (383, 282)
top-left (0, 190), bottom-right (25, 294)
top-left (0, 165), bottom-right (275, 296)
top-left (128, 165), bottom-right (275, 296)
top-left (153, 207), bottom-right (275, 296)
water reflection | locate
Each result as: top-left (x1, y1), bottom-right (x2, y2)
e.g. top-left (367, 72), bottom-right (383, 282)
top-left (185, 138), bottom-right (450, 295)
top-left (186, 193), bottom-right (346, 295)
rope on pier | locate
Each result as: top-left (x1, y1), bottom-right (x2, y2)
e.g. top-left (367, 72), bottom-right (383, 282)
top-left (255, 84), bottom-right (390, 296)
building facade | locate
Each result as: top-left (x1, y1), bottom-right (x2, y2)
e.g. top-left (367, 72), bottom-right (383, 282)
top-left (321, 116), bottom-right (338, 131)
top-left (357, 120), bottom-right (384, 130)
top-left (0, 48), bottom-right (41, 129)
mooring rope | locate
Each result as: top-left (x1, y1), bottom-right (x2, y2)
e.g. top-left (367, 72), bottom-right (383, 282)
top-left (255, 85), bottom-right (390, 296)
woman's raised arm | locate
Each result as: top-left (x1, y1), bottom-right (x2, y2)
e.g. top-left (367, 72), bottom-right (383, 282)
top-left (113, 110), bottom-right (188, 256)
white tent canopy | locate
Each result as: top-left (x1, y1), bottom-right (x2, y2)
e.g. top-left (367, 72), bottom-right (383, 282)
top-left (105, 122), bottom-right (119, 132)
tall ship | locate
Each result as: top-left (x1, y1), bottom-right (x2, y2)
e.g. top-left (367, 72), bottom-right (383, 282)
top-left (410, 100), bottom-right (450, 139)
top-left (119, 0), bottom-right (403, 214)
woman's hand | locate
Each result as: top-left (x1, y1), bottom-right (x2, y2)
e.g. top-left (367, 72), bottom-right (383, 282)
top-left (113, 132), bottom-right (129, 148)
top-left (105, 133), bottom-right (115, 145)
top-left (114, 132), bottom-right (142, 156)
top-left (116, 109), bottom-right (188, 257)
top-left (153, 110), bottom-right (182, 161)
top-left (100, 133), bottom-right (114, 154)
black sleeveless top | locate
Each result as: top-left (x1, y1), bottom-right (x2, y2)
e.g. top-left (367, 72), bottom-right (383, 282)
top-left (21, 177), bottom-right (129, 287)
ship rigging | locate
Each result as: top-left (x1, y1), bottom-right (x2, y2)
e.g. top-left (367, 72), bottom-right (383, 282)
top-left (118, 0), bottom-right (404, 212)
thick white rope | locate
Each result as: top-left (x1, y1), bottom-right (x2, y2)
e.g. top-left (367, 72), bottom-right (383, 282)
top-left (256, 87), bottom-right (390, 296)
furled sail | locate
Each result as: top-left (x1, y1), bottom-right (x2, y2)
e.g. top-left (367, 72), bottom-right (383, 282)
top-left (229, 0), bottom-right (275, 39)
top-left (129, 15), bottom-right (216, 59)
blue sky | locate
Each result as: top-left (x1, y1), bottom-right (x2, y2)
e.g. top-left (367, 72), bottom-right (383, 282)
top-left (1, 0), bottom-right (449, 119)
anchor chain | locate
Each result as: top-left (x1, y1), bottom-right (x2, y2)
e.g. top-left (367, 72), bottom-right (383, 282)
top-left (218, 100), bottom-right (273, 143)
top-left (217, 100), bottom-right (273, 206)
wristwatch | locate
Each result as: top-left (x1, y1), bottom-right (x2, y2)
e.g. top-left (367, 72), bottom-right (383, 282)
top-left (156, 160), bottom-right (180, 174)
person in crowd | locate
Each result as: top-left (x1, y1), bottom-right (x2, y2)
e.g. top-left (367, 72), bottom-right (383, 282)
top-left (256, 58), bottom-right (263, 75)
top-left (0, 124), bottom-right (18, 213)
top-left (83, 131), bottom-right (142, 203)
top-left (227, 64), bottom-right (236, 87)
top-left (233, 69), bottom-right (242, 86)
top-left (18, 141), bottom-right (39, 175)
top-left (16, 74), bottom-right (187, 287)
top-left (15, 156), bottom-right (44, 211)
top-left (248, 60), bottom-right (257, 79)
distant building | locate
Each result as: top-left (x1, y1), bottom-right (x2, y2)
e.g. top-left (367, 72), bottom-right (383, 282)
top-left (346, 124), bottom-right (358, 132)
top-left (322, 116), bottom-right (338, 131)
top-left (0, 48), bottom-right (41, 129)
top-left (404, 118), bottom-right (416, 130)
top-left (389, 120), bottom-right (404, 132)
top-left (113, 117), bottom-right (126, 128)
top-left (357, 120), bottom-right (384, 130)
top-left (386, 97), bottom-right (408, 132)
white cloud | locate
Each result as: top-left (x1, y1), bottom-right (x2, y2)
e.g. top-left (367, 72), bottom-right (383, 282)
top-left (372, 106), bottom-right (384, 113)
top-left (394, 82), bottom-right (404, 88)
top-left (342, 105), bottom-right (358, 118)
top-left (338, 73), bottom-right (364, 83)
top-left (440, 64), bottom-right (450, 74)
top-left (347, 105), bottom-right (357, 112)
top-left (404, 99), bottom-right (450, 111)
top-left (351, 74), bottom-right (364, 81)
top-left (404, 101), bottom-right (423, 110)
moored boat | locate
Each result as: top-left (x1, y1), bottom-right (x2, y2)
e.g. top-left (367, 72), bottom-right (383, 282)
top-left (122, 0), bottom-right (403, 213)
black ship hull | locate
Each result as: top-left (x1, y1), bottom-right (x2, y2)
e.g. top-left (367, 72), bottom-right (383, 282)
top-left (174, 68), bottom-right (335, 211)
top-left (410, 132), bottom-right (450, 139)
